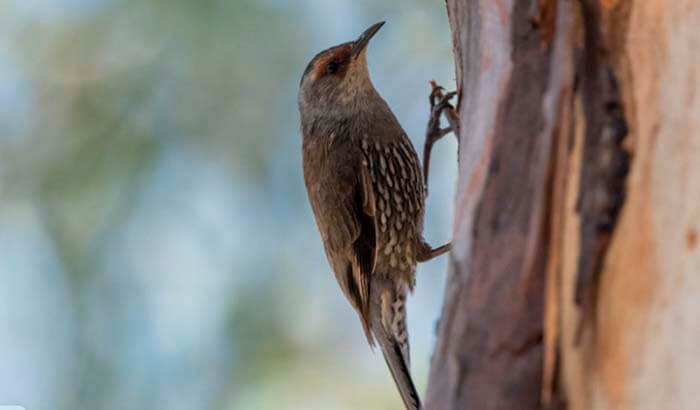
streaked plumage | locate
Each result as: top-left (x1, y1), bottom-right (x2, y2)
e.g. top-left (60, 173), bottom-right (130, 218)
top-left (298, 22), bottom-right (449, 410)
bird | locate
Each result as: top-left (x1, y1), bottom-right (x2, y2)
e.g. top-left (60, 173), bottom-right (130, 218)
top-left (298, 21), bottom-right (451, 410)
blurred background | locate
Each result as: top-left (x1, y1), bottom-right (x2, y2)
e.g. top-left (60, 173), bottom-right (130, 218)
top-left (0, 0), bottom-right (457, 409)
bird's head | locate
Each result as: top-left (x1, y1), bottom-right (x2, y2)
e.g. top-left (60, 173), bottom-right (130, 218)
top-left (298, 22), bottom-right (385, 122)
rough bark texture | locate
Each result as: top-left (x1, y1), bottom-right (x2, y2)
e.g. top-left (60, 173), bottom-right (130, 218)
top-left (426, 1), bottom-right (700, 409)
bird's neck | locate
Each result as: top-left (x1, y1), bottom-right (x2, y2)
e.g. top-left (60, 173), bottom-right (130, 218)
top-left (301, 95), bottom-right (382, 141)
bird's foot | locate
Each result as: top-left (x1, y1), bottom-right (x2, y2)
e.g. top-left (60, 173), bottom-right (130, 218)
top-left (416, 241), bottom-right (451, 262)
top-left (423, 81), bottom-right (458, 196)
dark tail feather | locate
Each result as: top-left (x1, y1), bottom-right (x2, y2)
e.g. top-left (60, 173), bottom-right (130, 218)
top-left (377, 333), bottom-right (421, 410)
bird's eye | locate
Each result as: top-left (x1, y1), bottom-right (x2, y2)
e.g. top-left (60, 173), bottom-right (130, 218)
top-left (327, 61), bottom-right (340, 74)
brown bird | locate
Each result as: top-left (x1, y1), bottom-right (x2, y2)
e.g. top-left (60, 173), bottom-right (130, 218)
top-left (298, 22), bottom-right (450, 410)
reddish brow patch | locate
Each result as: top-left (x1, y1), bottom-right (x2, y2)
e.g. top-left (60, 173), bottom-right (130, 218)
top-left (311, 47), bottom-right (351, 81)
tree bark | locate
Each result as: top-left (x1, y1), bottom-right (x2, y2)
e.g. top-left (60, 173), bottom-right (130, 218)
top-left (426, 1), bottom-right (700, 409)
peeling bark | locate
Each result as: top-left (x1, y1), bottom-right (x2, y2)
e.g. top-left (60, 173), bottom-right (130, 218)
top-left (427, 0), bottom-right (699, 409)
top-left (573, 0), bottom-right (630, 344)
top-left (425, 1), bottom-right (553, 409)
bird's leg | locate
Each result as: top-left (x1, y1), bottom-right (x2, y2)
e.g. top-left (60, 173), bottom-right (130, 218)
top-left (423, 82), bottom-right (457, 196)
top-left (416, 240), bottom-right (451, 262)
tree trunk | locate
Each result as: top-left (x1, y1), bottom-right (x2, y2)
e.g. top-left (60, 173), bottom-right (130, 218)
top-left (425, 1), bottom-right (700, 409)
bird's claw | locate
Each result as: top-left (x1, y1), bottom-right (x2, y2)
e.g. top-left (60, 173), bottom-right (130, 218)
top-left (428, 85), bottom-right (445, 108)
top-left (423, 83), bottom-right (457, 196)
top-left (429, 86), bottom-right (456, 113)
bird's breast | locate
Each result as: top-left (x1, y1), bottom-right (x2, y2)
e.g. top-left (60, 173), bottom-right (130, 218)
top-left (360, 134), bottom-right (425, 277)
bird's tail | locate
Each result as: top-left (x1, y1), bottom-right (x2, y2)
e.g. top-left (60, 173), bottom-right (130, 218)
top-left (370, 285), bottom-right (421, 410)
top-left (378, 332), bottom-right (421, 410)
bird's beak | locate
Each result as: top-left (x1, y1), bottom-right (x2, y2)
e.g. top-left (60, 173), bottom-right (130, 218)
top-left (352, 21), bottom-right (385, 58)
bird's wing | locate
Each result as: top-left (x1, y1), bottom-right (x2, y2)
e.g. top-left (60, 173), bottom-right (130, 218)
top-left (337, 163), bottom-right (376, 345)
top-left (350, 164), bottom-right (377, 332)
top-left (303, 143), bottom-right (377, 345)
